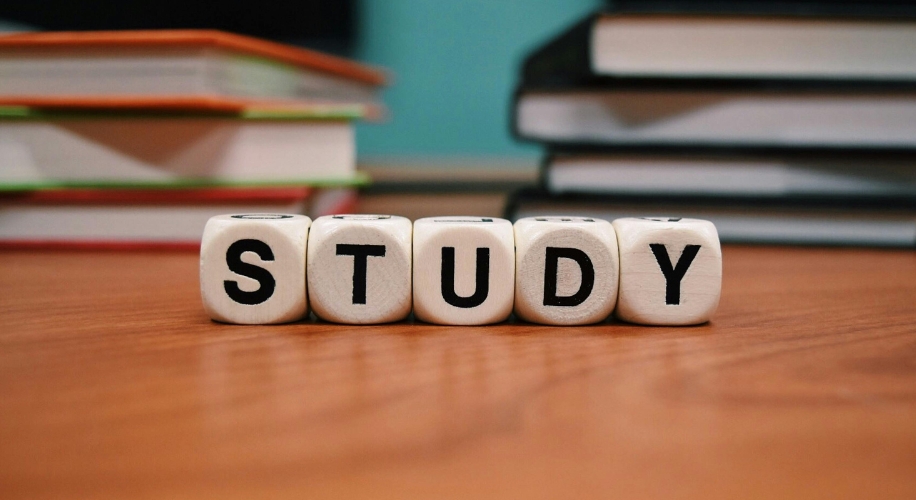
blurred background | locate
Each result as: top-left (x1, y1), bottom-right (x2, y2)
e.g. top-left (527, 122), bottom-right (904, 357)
top-left (1, 0), bottom-right (915, 247)
top-left (0, 0), bottom-right (599, 164)
top-left (354, 0), bottom-right (599, 164)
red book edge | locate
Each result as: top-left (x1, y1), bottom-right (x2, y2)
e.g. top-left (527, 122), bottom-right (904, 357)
top-left (0, 186), bottom-right (312, 206)
top-left (0, 240), bottom-right (201, 252)
top-left (0, 96), bottom-right (383, 119)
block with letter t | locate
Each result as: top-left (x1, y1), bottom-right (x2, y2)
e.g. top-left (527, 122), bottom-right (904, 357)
top-left (306, 215), bottom-right (413, 324)
top-left (612, 217), bottom-right (721, 325)
top-left (200, 214), bottom-right (311, 324)
top-left (412, 216), bottom-right (515, 325)
top-left (514, 216), bottom-right (619, 325)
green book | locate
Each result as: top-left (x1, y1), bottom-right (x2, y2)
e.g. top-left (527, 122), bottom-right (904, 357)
top-left (0, 107), bottom-right (369, 191)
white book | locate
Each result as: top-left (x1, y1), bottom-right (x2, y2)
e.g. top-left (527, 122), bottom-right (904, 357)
top-left (546, 153), bottom-right (916, 197)
top-left (515, 90), bottom-right (916, 148)
top-left (0, 187), bottom-right (310, 248)
top-left (509, 193), bottom-right (916, 248)
top-left (0, 114), bottom-right (357, 188)
top-left (513, 205), bottom-right (916, 248)
top-left (0, 30), bottom-right (386, 110)
top-left (0, 49), bottom-right (378, 106)
top-left (0, 204), bottom-right (308, 248)
top-left (592, 16), bottom-right (916, 79)
top-left (523, 13), bottom-right (916, 81)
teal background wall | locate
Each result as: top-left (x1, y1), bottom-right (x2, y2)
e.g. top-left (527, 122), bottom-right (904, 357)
top-left (354, 0), bottom-right (601, 161)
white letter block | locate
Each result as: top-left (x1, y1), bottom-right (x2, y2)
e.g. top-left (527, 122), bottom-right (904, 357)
top-left (413, 216), bottom-right (515, 325)
top-left (307, 215), bottom-right (412, 324)
top-left (612, 217), bottom-right (721, 325)
top-left (200, 214), bottom-right (311, 324)
top-left (514, 216), bottom-right (619, 325)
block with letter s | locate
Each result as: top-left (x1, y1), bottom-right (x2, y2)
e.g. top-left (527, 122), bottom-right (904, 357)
top-left (199, 214), bottom-right (311, 324)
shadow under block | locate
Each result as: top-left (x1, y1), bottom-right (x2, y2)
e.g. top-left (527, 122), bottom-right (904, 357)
top-left (200, 214), bottom-right (311, 324)
top-left (412, 216), bottom-right (515, 326)
top-left (613, 217), bottom-right (722, 326)
top-left (306, 215), bottom-right (412, 324)
top-left (514, 216), bottom-right (620, 325)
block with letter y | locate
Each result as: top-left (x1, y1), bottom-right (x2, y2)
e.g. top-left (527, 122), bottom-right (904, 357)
top-left (613, 217), bottom-right (721, 325)
top-left (413, 216), bottom-right (515, 325)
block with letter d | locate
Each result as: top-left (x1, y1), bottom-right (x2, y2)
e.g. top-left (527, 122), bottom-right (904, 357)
top-left (199, 214), bottom-right (311, 324)
top-left (412, 216), bottom-right (515, 325)
top-left (306, 215), bottom-right (412, 324)
top-left (612, 217), bottom-right (722, 325)
top-left (514, 216), bottom-right (619, 325)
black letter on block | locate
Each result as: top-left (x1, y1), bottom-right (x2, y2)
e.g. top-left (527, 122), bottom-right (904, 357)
top-left (441, 247), bottom-right (489, 308)
top-left (224, 239), bottom-right (276, 305)
top-left (543, 247), bottom-right (595, 307)
top-left (650, 244), bottom-right (701, 305)
top-left (336, 244), bottom-right (386, 304)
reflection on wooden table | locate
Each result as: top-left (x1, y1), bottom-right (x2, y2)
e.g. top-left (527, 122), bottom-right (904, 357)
top-left (1, 246), bottom-right (915, 499)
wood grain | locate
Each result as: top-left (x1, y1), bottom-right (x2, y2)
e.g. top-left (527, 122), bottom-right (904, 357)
top-left (1, 246), bottom-right (915, 499)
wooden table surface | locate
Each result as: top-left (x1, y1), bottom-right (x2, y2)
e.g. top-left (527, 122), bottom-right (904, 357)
top-left (1, 246), bottom-right (915, 499)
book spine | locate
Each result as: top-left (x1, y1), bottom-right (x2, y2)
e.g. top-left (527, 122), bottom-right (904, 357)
top-left (508, 84), bottom-right (528, 147)
top-left (520, 13), bottom-right (600, 87)
top-left (610, 0), bottom-right (916, 19)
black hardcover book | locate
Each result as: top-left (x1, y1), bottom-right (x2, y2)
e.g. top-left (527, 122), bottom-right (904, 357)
top-left (514, 2), bottom-right (916, 148)
top-left (504, 187), bottom-right (916, 247)
top-left (511, 84), bottom-right (916, 150)
top-left (521, 4), bottom-right (916, 87)
top-left (605, 1), bottom-right (916, 18)
top-left (540, 148), bottom-right (916, 198)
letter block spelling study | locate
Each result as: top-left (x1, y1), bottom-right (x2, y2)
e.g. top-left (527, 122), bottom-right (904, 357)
top-left (514, 216), bottom-right (619, 325)
top-left (307, 215), bottom-right (413, 324)
top-left (412, 217), bottom-right (516, 326)
top-left (613, 218), bottom-right (722, 326)
top-left (199, 214), bottom-right (723, 326)
top-left (200, 214), bottom-right (311, 324)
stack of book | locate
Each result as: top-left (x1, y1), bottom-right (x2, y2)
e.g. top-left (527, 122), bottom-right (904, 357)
top-left (507, 1), bottom-right (916, 247)
top-left (0, 30), bottom-right (386, 249)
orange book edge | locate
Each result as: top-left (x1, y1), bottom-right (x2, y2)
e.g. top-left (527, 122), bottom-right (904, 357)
top-left (0, 29), bottom-right (387, 86)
